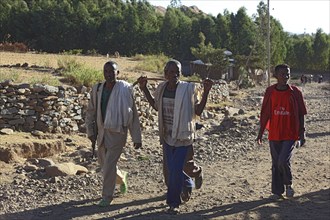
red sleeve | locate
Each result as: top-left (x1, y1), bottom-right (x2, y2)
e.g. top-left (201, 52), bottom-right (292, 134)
top-left (260, 85), bottom-right (275, 133)
top-left (292, 86), bottom-right (307, 115)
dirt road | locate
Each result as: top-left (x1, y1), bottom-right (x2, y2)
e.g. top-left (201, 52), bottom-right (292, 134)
top-left (0, 80), bottom-right (329, 220)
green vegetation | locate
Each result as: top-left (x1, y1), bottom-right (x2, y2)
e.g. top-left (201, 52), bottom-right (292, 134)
top-left (133, 54), bottom-right (169, 74)
top-left (56, 54), bottom-right (172, 87)
top-left (181, 74), bottom-right (201, 82)
top-left (0, 70), bottom-right (19, 82)
top-left (61, 49), bottom-right (83, 55)
top-left (0, 0), bottom-right (328, 78)
top-left (57, 56), bottom-right (103, 87)
top-left (0, 68), bottom-right (61, 86)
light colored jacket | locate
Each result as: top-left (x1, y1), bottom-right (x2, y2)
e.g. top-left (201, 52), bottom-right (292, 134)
top-left (85, 80), bottom-right (142, 147)
top-left (154, 81), bottom-right (196, 145)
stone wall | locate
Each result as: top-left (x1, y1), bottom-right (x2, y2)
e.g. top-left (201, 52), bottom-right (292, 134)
top-left (0, 80), bottom-right (229, 134)
top-left (0, 80), bottom-right (88, 133)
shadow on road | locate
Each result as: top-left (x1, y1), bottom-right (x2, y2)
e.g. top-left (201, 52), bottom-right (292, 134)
top-left (307, 131), bottom-right (330, 138)
top-left (1, 189), bottom-right (329, 220)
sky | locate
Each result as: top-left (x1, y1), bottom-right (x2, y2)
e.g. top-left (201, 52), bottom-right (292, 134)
top-left (148, 0), bottom-right (330, 35)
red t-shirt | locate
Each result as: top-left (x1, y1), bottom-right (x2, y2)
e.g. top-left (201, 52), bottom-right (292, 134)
top-left (268, 88), bottom-right (299, 140)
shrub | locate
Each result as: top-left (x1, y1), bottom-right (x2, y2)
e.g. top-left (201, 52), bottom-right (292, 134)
top-left (57, 56), bottom-right (103, 87)
top-left (0, 42), bottom-right (29, 52)
top-left (61, 49), bottom-right (83, 55)
top-left (133, 54), bottom-right (169, 73)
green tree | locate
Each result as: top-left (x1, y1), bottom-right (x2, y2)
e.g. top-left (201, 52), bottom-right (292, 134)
top-left (170, 0), bottom-right (181, 8)
top-left (160, 7), bottom-right (179, 57)
top-left (229, 7), bottom-right (256, 56)
top-left (284, 34), bottom-right (298, 67)
top-left (312, 29), bottom-right (329, 71)
top-left (214, 11), bottom-right (232, 49)
top-left (121, 3), bottom-right (140, 55)
top-left (191, 32), bottom-right (228, 69)
top-left (270, 18), bottom-right (286, 66)
top-left (135, 1), bottom-right (162, 54)
top-left (294, 36), bottom-right (313, 70)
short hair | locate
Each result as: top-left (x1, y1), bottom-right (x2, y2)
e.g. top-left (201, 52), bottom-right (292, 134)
top-left (104, 61), bottom-right (119, 70)
top-left (274, 64), bottom-right (290, 77)
top-left (164, 59), bottom-right (182, 74)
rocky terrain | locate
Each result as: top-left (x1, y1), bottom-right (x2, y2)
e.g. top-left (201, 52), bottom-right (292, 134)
top-left (0, 79), bottom-right (329, 220)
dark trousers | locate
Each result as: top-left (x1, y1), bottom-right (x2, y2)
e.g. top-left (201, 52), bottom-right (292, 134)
top-left (269, 140), bottom-right (295, 195)
top-left (163, 144), bottom-right (201, 187)
top-left (163, 143), bottom-right (194, 208)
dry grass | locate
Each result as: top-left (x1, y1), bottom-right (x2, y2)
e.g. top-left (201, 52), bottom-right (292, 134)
top-left (0, 52), bottom-right (162, 84)
top-left (0, 51), bottom-right (132, 70)
top-left (0, 68), bottom-right (62, 85)
top-left (0, 52), bottom-right (163, 86)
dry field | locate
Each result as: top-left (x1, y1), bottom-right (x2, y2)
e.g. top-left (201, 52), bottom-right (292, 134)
top-left (0, 52), bottom-right (329, 220)
top-left (0, 51), bottom-right (137, 71)
top-left (0, 51), bottom-right (161, 85)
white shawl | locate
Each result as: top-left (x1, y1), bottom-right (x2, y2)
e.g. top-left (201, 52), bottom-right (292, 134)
top-left (172, 81), bottom-right (196, 141)
top-left (103, 80), bottom-right (133, 133)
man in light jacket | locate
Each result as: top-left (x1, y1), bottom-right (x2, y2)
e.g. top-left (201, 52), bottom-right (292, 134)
top-left (85, 61), bottom-right (142, 207)
top-left (137, 59), bottom-right (212, 214)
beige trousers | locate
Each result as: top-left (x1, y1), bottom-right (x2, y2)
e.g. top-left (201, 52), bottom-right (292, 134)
top-left (98, 130), bottom-right (127, 202)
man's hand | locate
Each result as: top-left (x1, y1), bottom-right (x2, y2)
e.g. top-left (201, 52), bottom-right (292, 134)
top-left (256, 138), bottom-right (262, 145)
top-left (299, 131), bottom-right (306, 147)
top-left (299, 138), bottom-right (306, 147)
top-left (134, 143), bottom-right (142, 149)
top-left (88, 135), bottom-right (97, 158)
top-left (137, 76), bottom-right (148, 90)
top-left (256, 132), bottom-right (263, 145)
top-left (203, 78), bottom-right (213, 93)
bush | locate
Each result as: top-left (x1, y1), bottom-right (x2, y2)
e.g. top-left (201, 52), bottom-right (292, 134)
top-left (61, 49), bottom-right (83, 55)
top-left (133, 54), bottom-right (169, 73)
top-left (237, 67), bottom-right (255, 89)
top-left (0, 42), bottom-right (28, 52)
top-left (57, 56), bottom-right (103, 87)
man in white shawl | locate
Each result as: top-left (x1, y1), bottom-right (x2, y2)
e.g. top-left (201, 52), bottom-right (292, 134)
top-left (137, 59), bottom-right (213, 214)
top-left (85, 61), bottom-right (142, 207)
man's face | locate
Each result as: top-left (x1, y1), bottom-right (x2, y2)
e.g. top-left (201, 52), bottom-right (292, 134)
top-left (276, 67), bottom-right (290, 85)
top-left (164, 63), bottom-right (180, 83)
top-left (103, 63), bottom-right (118, 83)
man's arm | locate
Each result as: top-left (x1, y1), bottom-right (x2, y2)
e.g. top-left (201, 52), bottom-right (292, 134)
top-left (129, 94), bottom-right (142, 149)
top-left (195, 78), bottom-right (213, 116)
top-left (85, 84), bottom-right (98, 139)
top-left (299, 115), bottom-right (306, 146)
top-left (85, 84), bottom-right (99, 156)
top-left (296, 87), bottom-right (307, 146)
top-left (138, 76), bottom-right (157, 111)
top-left (256, 87), bottom-right (272, 144)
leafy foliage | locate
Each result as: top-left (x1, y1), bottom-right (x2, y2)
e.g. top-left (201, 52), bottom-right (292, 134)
top-left (0, 0), bottom-right (329, 73)
top-left (57, 56), bottom-right (103, 87)
top-left (133, 53), bottom-right (169, 73)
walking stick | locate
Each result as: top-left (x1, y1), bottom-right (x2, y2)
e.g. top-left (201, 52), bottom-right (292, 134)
top-left (132, 77), bottom-right (227, 87)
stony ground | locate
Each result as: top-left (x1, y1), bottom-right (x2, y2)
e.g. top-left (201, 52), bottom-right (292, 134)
top-left (0, 79), bottom-right (329, 220)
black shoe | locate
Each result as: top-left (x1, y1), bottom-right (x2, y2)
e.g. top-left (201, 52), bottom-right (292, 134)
top-left (180, 186), bottom-right (192, 203)
top-left (195, 123), bottom-right (204, 130)
top-left (167, 206), bottom-right (180, 215)
top-left (269, 194), bottom-right (285, 200)
top-left (195, 168), bottom-right (203, 189)
top-left (285, 185), bottom-right (295, 198)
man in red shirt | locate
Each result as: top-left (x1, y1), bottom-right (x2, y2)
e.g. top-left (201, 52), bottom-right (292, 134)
top-left (257, 64), bottom-right (307, 199)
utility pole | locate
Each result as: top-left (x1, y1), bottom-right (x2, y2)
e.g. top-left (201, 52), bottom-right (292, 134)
top-left (267, 0), bottom-right (271, 86)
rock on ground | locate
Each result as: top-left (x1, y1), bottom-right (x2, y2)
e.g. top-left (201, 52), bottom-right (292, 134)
top-left (0, 80), bottom-right (329, 220)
